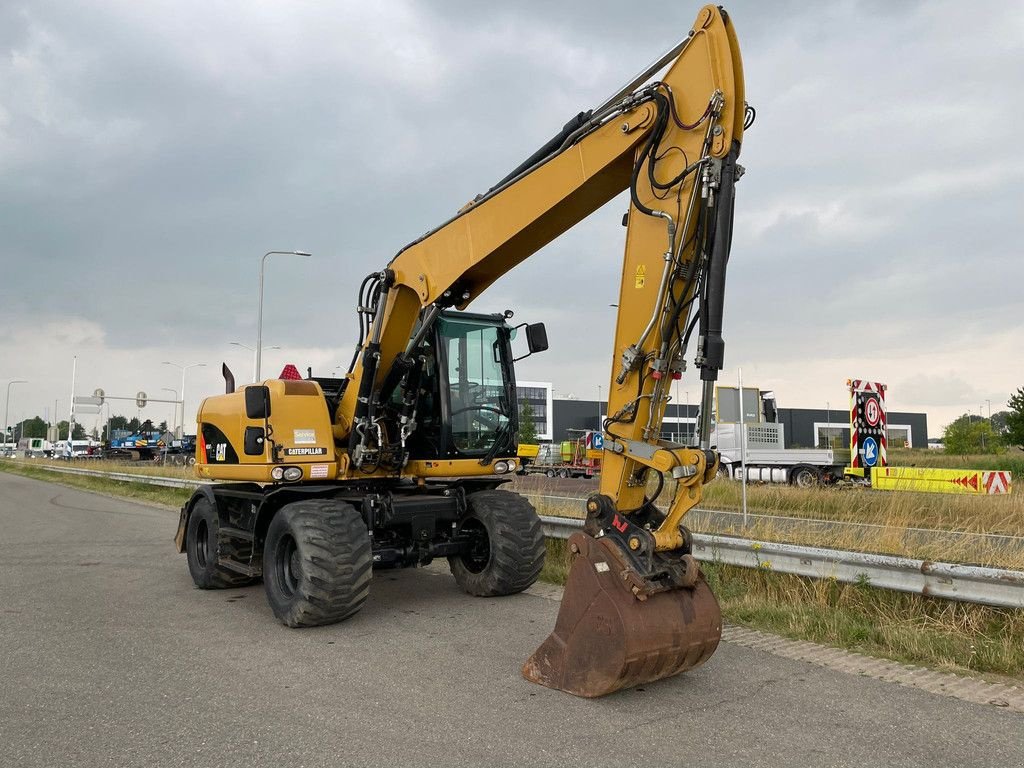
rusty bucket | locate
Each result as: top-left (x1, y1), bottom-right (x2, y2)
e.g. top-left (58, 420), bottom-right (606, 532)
top-left (522, 532), bottom-right (722, 698)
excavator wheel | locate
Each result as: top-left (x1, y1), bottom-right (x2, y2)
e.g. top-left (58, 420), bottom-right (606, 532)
top-left (186, 498), bottom-right (256, 589)
top-left (449, 490), bottom-right (545, 597)
top-left (263, 500), bottom-right (372, 627)
top-left (523, 532), bottom-right (722, 698)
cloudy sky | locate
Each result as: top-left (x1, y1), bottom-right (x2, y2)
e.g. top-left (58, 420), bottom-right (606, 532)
top-left (1, 0), bottom-right (1022, 437)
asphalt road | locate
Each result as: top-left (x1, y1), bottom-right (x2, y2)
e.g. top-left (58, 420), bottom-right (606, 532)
top-left (1, 471), bottom-right (1020, 768)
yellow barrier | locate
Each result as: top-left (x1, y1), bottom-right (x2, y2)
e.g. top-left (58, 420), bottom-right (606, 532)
top-left (517, 444), bottom-right (540, 459)
top-left (871, 466), bottom-right (1012, 495)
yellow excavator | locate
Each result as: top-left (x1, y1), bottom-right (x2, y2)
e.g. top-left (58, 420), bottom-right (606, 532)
top-left (175, 4), bottom-right (747, 698)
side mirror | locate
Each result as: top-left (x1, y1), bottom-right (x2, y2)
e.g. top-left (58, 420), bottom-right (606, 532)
top-left (245, 385), bottom-right (271, 420)
top-left (525, 323), bottom-right (548, 354)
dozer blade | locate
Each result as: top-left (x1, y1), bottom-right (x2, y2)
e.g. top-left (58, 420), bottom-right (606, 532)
top-left (523, 532), bottom-right (721, 698)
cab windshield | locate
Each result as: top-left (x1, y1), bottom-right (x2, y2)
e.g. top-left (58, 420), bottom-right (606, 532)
top-left (437, 316), bottom-right (514, 455)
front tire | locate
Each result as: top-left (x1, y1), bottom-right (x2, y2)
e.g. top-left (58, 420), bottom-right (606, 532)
top-left (186, 498), bottom-right (253, 589)
top-left (263, 500), bottom-right (372, 628)
top-left (449, 490), bottom-right (545, 597)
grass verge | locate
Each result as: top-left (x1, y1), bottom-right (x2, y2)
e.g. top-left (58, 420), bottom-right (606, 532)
top-left (0, 460), bottom-right (193, 508)
top-left (540, 539), bottom-right (1024, 681)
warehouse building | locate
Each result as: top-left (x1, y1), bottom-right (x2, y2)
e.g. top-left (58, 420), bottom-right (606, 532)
top-left (516, 382), bottom-right (928, 449)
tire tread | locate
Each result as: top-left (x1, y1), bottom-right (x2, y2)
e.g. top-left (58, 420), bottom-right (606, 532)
top-left (449, 490), bottom-right (545, 597)
top-left (264, 500), bottom-right (371, 628)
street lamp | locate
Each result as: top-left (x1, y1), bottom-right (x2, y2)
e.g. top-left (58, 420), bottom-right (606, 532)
top-left (162, 362), bottom-right (206, 438)
top-left (231, 342), bottom-right (280, 383)
top-left (161, 388), bottom-right (179, 434)
top-left (4, 380), bottom-right (27, 446)
top-left (256, 250), bottom-right (311, 382)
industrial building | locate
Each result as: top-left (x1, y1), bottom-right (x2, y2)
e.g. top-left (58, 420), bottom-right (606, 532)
top-left (516, 382), bottom-right (929, 449)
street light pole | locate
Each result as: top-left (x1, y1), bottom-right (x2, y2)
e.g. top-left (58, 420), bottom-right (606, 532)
top-left (231, 342), bottom-right (280, 384)
top-left (161, 388), bottom-right (179, 434)
top-left (256, 250), bottom-right (311, 382)
top-left (4, 380), bottom-right (27, 446)
top-left (597, 385), bottom-right (602, 432)
top-left (162, 362), bottom-right (207, 438)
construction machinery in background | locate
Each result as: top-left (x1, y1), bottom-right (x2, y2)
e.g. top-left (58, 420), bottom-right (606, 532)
top-left (105, 421), bottom-right (167, 462)
top-left (521, 430), bottom-right (604, 479)
top-left (176, 5), bottom-right (746, 697)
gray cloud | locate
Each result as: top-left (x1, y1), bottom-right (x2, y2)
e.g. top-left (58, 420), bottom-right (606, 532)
top-left (1, 0), bottom-right (1022, 433)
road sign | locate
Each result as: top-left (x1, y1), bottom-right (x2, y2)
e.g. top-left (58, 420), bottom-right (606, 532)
top-left (93, 388), bottom-right (105, 404)
top-left (592, 432), bottom-right (604, 450)
top-left (864, 397), bottom-right (880, 427)
top-left (73, 396), bottom-right (103, 406)
top-left (74, 404), bottom-right (102, 415)
top-left (862, 436), bottom-right (878, 467)
top-left (136, 391), bottom-right (147, 409)
top-left (849, 379), bottom-right (887, 469)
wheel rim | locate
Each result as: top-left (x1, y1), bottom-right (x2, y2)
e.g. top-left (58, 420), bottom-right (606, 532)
top-left (275, 534), bottom-right (301, 596)
top-left (195, 518), bottom-right (209, 567)
top-left (459, 518), bottom-right (490, 574)
top-left (796, 469), bottom-right (814, 488)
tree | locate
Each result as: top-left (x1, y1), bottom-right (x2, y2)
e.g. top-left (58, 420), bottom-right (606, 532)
top-left (56, 420), bottom-right (87, 440)
top-left (990, 410), bottom-right (1010, 435)
top-left (518, 400), bottom-right (539, 444)
top-left (16, 416), bottom-right (48, 439)
top-left (942, 414), bottom-right (1002, 456)
top-left (1006, 388), bottom-right (1024, 449)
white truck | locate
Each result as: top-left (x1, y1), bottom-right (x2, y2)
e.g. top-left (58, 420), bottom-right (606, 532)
top-left (712, 387), bottom-right (849, 487)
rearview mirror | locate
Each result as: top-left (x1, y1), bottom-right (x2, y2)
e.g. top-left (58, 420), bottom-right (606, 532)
top-left (526, 323), bottom-right (548, 354)
top-left (245, 385), bottom-right (271, 420)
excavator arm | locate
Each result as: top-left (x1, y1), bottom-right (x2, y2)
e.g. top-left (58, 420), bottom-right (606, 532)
top-left (321, 4), bottom-right (745, 698)
top-left (339, 5), bottom-right (743, 543)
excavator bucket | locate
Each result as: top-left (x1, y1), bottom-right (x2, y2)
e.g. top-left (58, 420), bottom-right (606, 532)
top-left (523, 532), bottom-right (722, 698)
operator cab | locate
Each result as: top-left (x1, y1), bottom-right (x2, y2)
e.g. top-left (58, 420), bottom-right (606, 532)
top-left (402, 310), bottom-right (546, 461)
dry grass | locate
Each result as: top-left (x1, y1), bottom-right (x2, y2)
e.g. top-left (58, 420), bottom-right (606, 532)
top-left (540, 539), bottom-right (1024, 680)
top-left (889, 446), bottom-right (1024, 475)
top-left (520, 457), bottom-right (1024, 569)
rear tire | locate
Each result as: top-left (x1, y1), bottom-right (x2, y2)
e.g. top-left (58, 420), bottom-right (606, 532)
top-left (263, 500), bottom-right (371, 628)
top-left (545, 469), bottom-right (556, 478)
top-left (791, 465), bottom-right (820, 488)
top-left (449, 490), bottom-right (545, 597)
top-left (186, 498), bottom-right (253, 589)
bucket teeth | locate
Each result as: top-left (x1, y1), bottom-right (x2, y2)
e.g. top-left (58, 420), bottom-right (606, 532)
top-left (523, 532), bottom-right (721, 698)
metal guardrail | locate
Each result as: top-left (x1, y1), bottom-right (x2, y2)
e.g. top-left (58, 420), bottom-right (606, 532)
top-left (540, 515), bottom-right (1024, 609)
top-left (21, 463), bottom-right (1024, 609)
top-left (34, 464), bottom-right (207, 490)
